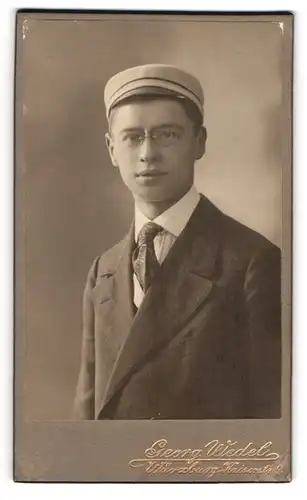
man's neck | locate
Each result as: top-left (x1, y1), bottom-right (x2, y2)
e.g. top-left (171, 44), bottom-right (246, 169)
top-left (134, 186), bottom-right (193, 220)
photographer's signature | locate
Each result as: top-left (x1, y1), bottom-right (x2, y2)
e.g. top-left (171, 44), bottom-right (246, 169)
top-left (129, 438), bottom-right (286, 477)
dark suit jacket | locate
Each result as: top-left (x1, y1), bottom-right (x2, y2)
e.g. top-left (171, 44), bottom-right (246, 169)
top-left (73, 195), bottom-right (281, 420)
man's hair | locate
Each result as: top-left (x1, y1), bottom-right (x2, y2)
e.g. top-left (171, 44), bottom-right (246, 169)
top-left (108, 93), bottom-right (203, 134)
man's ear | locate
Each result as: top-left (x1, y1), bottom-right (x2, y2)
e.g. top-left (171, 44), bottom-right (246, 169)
top-left (195, 126), bottom-right (207, 160)
top-left (105, 132), bottom-right (118, 167)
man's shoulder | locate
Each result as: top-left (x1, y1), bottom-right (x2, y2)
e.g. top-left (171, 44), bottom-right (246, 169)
top-left (222, 210), bottom-right (279, 254)
top-left (200, 196), bottom-right (280, 259)
top-left (86, 231), bottom-right (131, 284)
top-left (100, 236), bottom-right (129, 266)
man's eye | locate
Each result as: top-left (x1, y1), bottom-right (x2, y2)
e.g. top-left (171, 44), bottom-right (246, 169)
top-left (159, 130), bottom-right (179, 139)
top-left (124, 134), bottom-right (142, 144)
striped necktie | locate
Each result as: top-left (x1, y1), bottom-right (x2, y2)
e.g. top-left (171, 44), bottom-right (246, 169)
top-left (132, 222), bottom-right (163, 293)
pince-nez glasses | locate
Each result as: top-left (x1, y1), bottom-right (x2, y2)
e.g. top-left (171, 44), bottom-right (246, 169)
top-left (119, 127), bottom-right (183, 148)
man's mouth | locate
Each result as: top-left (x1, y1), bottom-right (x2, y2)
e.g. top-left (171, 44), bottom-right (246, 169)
top-left (136, 170), bottom-right (167, 177)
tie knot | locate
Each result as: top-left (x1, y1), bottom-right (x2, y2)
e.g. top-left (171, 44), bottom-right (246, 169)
top-left (137, 222), bottom-right (162, 246)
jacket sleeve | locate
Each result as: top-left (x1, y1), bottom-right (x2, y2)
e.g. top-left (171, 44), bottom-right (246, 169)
top-left (72, 257), bottom-right (99, 420)
top-left (244, 243), bottom-right (282, 418)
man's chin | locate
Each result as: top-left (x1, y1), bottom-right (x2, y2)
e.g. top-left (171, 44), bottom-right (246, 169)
top-left (132, 185), bottom-right (172, 203)
top-left (132, 182), bottom-right (193, 205)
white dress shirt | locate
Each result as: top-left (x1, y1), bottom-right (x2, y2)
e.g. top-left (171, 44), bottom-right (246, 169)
top-left (133, 185), bottom-right (201, 308)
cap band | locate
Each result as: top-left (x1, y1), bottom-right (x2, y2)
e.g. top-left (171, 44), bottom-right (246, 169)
top-left (106, 77), bottom-right (203, 117)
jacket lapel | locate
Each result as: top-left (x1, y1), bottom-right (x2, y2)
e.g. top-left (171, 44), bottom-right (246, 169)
top-left (92, 225), bottom-right (135, 417)
top-left (98, 196), bottom-right (222, 415)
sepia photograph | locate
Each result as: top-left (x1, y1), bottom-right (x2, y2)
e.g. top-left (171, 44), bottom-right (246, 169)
top-left (14, 10), bottom-right (292, 482)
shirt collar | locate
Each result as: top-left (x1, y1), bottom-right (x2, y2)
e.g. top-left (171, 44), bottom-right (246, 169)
top-left (134, 185), bottom-right (200, 240)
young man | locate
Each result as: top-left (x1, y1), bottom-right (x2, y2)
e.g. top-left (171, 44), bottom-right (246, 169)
top-left (73, 64), bottom-right (281, 420)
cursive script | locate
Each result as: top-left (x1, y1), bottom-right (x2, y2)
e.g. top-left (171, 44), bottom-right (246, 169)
top-left (204, 439), bottom-right (279, 460)
top-left (129, 438), bottom-right (282, 476)
top-left (145, 438), bottom-right (202, 464)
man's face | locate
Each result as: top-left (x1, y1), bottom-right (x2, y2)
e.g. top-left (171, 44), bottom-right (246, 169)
top-left (105, 98), bottom-right (206, 204)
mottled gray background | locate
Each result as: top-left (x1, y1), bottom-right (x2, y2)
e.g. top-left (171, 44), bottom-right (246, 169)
top-left (19, 15), bottom-right (283, 420)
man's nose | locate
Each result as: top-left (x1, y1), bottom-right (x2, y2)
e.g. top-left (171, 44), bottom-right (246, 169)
top-left (139, 136), bottom-right (161, 163)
